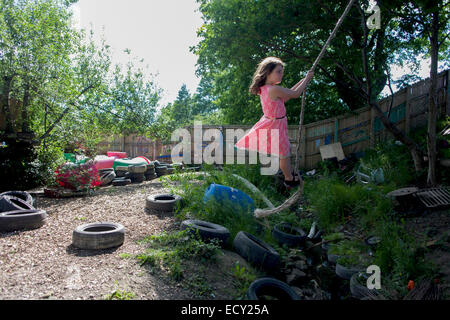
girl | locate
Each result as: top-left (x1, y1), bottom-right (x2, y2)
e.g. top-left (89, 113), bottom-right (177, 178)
top-left (235, 57), bottom-right (314, 188)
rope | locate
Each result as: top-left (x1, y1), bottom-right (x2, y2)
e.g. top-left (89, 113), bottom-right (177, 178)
top-left (255, 0), bottom-right (356, 218)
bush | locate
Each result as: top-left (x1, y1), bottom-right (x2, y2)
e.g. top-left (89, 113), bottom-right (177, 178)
top-left (53, 160), bottom-right (101, 191)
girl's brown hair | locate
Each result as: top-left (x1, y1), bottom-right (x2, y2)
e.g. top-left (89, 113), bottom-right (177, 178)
top-left (249, 57), bottom-right (286, 95)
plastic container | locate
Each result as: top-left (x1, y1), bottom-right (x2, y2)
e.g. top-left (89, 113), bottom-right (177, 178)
top-left (112, 157), bottom-right (148, 169)
top-left (107, 151), bottom-right (127, 159)
top-left (203, 183), bottom-right (255, 214)
top-left (63, 153), bottom-right (76, 163)
top-left (93, 155), bottom-right (116, 170)
top-left (136, 156), bottom-right (151, 164)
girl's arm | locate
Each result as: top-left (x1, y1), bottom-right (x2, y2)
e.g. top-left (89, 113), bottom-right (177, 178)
top-left (269, 70), bottom-right (314, 102)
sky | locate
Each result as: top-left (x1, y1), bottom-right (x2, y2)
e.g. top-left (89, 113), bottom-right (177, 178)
top-left (71, 0), bottom-right (204, 108)
top-left (70, 1), bottom-right (441, 107)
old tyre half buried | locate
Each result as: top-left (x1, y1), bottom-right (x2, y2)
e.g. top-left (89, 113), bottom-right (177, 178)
top-left (0, 209), bottom-right (47, 232)
top-left (272, 222), bottom-right (307, 247)
top-left (335, 262), bottom-right (363, 280)
top-left (180, 219), bottom-right (230, 244)
top-left (350, 272), bottom-right (378, 299)
top-left (233, 231), bottom-right (280, 272)
top-left (72, 222), bottom-right (125, 250)
top-left (0, 195), bottom-right (35, 212)
top-left (246, 278), bottom-right (300, 300)
top-left (0, 191), bottom-right (34, 206)
top-left (145, 194), bottom-right (183, 214)
top-left (112, 178), bottom-right (131, 186)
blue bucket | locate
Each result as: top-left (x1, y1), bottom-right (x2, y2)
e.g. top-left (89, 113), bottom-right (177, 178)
top-left (203, 183), bottom-right (255, 214)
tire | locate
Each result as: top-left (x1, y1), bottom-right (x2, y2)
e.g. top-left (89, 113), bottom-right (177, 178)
top-left (167, 167), bottom-right (175, 175)
top-left (128, 164), bottom-right (147, 174)
top-left (246, 277), bottom-right (300, 300)
top-left (232, 231), bottom-right (280, 271)
top-left (129, 173), bottom-right (145, 183)
top-left (335, 263), bottom-right (363, 280)
top-left (327, 253), bottom-right (340, 264)
top-left (0, 191), bottom-right (34, 206)
top-left (72, 222), bottom-right (125, 250)
top-left (272, 222), bottom-right (307, 247)
top-left (0, 209), bottom-right (47, 232)
top-left (155, 166), bottom-right (168, 176)
top-left (145, 173), bottom-right (158, 181)
top-left (180, 219), bottom-right (230, 244)
top-left (0, 195), bottom-right (35, 213)
top-left (100, 170), bottom-right (116, 186)
top-left (112, 178), bottom-right (131, 186)
top-left (98, 168), bottom-right (114, 175)
top-left (350, 272), bottom-right (376, 299)
top-left (145, 194), bottom-right (183, 214)
top-left (365, 236), bottom-right (381, 249)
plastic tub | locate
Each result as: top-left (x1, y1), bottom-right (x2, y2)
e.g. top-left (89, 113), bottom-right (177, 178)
top-left (94, 155), bottom-right (116, 170)
top-left (107, 151), bottom-right (127, 159)
top-left (136, 156), bottom-right (151, 164)
top-left (112, 157), bottom-right (148, 169)
top-left (203, 183), bottom-right (255, 214)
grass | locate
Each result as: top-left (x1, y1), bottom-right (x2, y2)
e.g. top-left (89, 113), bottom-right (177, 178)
top-left (142, 124), bottom-right (446, 299)
top-left (135, 229), bottom-right (221, 297)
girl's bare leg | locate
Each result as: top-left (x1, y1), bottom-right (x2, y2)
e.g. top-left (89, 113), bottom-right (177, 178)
top-left (280, 157), bottom-right (295, 181)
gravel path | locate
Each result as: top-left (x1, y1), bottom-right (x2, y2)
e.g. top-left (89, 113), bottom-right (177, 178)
top-left (0, 180), bottom-right (196, 300)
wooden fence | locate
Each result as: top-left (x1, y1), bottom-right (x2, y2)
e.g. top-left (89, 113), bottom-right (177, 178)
top-left (96, 134), bottom-right (167, 160)
top-left (182, 69), bottom-right (449, 170)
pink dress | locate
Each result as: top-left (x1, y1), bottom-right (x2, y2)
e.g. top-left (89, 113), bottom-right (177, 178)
top-left (235, 84), bottom-right (291, 158)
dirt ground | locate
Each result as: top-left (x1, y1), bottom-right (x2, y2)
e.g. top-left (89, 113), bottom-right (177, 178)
top-left (0, 180), bottom-right (251, 300)
top-left (1, 178), bottom-right (448, 300)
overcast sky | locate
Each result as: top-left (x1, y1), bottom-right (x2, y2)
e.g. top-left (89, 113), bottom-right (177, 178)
top-left (71, 0), bottom-right (203, 108)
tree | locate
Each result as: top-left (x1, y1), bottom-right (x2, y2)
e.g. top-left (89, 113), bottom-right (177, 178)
top-left (191, 0), bottom-right (397, 125)
top-left (0, 0), bottom-right (162, 190)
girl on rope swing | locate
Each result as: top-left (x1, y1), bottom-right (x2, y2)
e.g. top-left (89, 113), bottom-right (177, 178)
top-left (235, 57), bottom-right (314, 188)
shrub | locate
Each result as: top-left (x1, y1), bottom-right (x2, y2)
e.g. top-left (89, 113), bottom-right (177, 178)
top-left (53, 160), bottom-right (101, 191)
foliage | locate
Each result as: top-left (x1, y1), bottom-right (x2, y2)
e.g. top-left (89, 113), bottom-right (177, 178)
top-left (136, 230), bottom-right (221, 281)
top-left (53, 160), bottom-right (101, 191)
top-left (191, 0), bottom-right (424, 125)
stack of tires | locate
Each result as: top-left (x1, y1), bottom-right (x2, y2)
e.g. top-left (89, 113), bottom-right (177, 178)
top-left (155, 163), bottom-right (168, 177)
top-left (145, 162), bottom-right (157, 181)
top-left (0, 191), bottom-right (47, 232)
top-left (98, 168), bottom-right (116, 186)
top-left (112, 166), bottom-right (132, 186)
top-left (128, 164), bottom-right (147, 183)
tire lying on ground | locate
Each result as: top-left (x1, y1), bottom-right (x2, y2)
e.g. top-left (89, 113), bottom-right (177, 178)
top-left (145, 194), bottom-right (183, 214)
top-left (155, 166), bottom-right (168, 177)
top-left (0, 195), bottom-right (35, 213)
top-left (128, 164), bottom-right (147, 174)
top-left (112, 178), bottom-right (132, 186)
top-left (350, 272), bottom-right (378, 299)
top-left (129, 172), bottom-right (145, 183)
top-left (233, 231), bottom-right (280, 272)
top-left (0, 209), bottom-right (47, 232)
top-left (100, 170), bottom-right (116, 186)
top-left (335, 262), bottom-right (363, 280)
top-left (246, 277), bottom-right (300, 300)
top-left (0, 191), bottom-right (34, 207)
top-left (180, 219), bottom-right (230, 244)
top-left (272, 222), bottom-right (307, 247)
top-left (72, 222), bottom-right (125, 250)
top-left (145, 173), bottom-right (158, 181)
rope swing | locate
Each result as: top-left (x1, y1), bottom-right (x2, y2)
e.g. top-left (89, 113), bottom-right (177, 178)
top-left (254, 0), bottom-right (357, 218)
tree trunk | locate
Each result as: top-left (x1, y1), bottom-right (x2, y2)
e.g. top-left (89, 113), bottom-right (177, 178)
top-left (426, 10), bottom-right (439, 187)
top-left (1, 75), bottom-right (14, 134)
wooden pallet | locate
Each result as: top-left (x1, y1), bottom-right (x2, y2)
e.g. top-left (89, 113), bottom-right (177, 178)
top-left (414, 187), bottom-right (450, 209)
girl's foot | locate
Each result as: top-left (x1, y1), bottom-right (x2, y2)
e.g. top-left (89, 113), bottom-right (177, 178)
top-left (284, 171), bottom-right (301, 188)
